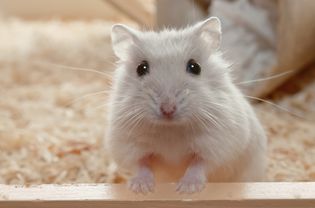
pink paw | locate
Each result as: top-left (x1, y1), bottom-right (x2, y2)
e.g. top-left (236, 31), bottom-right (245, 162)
top-left (176, 175), bottom-right (206, 194)
top-left (128, 175), bottom-right (154, 194)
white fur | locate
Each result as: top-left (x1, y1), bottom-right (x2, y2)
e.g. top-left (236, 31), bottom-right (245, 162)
top-left (105, 17), bottom-right (267, 192)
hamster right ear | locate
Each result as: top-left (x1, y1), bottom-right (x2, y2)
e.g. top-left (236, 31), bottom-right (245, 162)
top-left (111, 24), bottom-right (138, 60)
top-left (196, 17), bottom-right (222, 50)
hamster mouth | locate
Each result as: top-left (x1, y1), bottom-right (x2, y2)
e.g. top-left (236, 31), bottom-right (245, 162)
top-left (153, 114), bottom-right (184, 125)
top-left (162, 114), bottom-right (175, 120)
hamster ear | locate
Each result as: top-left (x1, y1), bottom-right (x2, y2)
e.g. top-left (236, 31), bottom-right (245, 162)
top-left (197, 17), bottom-right (222, 50)
top-left (111, 24), bottom-right (138, 60)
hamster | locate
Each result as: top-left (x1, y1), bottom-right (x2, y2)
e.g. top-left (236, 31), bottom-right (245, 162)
top-left (105, 17), bottom-right (267, 194)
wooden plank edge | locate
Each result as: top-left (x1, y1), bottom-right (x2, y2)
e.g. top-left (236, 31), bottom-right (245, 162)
top-left (0, 182), bottom-right (315, 208)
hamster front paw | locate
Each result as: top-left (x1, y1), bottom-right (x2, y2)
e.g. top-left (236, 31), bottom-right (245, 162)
top-left (176, 174), bottom-right (206, 194)
top-left (128, 166), bottom-right (155, 194)
top-left (176, 155), bottom-right (207, 194)
top-left (128, 175), bottom-right (154, 194)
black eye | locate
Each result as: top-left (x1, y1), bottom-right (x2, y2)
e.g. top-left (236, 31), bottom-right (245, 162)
top-left (186, 59), bottom-right (201, 75)
top-left (137, 61), bottom-right (149, 77)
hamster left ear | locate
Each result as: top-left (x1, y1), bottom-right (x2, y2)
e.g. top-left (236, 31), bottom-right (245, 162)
top-left (197, 17), bottom-right (222, 50)
top-left (111, 24), bottom-right (138, 60)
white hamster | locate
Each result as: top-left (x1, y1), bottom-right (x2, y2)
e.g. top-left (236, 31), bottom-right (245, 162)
top-left (105, 17), bottom-right (267, 194)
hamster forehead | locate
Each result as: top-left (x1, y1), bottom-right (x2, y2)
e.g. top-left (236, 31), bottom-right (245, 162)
top-left (131, 29), bottom-right (203, 67)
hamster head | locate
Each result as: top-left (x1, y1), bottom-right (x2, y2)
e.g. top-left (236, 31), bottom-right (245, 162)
top-left (111, 17), bottom-right (231, 126)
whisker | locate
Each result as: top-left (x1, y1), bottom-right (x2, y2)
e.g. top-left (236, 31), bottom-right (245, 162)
top-left (244, 95), bottom-right (312, 121)
top-left (192, 112), bottom-right (213, 132)
top-left (191, 112), bottom-right (206, 131)
top-left (90, 103), bottom-right (110, 111)
top-left (236, 70), bottom-right (294, 85)
top-left (204, 100), bottom-right (245, 118)
top-left (65, 90), bottom-right (110, 107)
top-left (126, 111), bottom-right (145, 138)
top-left (33, 61), bottom-right (113, 79)
top-left (200, 98), bottom-right (230, 128)
top-left (91, 101), bottom-right (143, 112)
top-left (202, 100), bottom-right (230, 109)
top-left (114, 108), bottom-right (145, 138)
top-left (199, 109), bottom-right (225, 130)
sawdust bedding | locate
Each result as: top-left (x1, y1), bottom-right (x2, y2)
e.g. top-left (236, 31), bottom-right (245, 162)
top-left (0, 19), bottom-right (314, 185)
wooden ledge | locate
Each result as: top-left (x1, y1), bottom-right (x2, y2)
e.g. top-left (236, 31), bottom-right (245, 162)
top-left (0, 182), bottom-right (315, 208)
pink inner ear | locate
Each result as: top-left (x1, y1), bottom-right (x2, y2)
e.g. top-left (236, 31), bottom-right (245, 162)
top-left (200, 30), bottom-right (221, 50)
top-left (197, 17), bottom-right (222, 50)
top-left (111, 24), bottom-right (142, 60)
top-left (202, 17), bottom-right (222, 33)
top-left (111, 25), bottom-right (135, 60)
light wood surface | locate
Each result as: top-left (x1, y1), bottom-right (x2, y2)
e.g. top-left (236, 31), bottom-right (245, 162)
top-left (106, 0), bottom-right (155, 27)
top-left (0, 0), bottom-right (154, 25)
top-left (254, 0), bottom-right (315, 97)
top-left (0, 182), bottom-right (315, 208)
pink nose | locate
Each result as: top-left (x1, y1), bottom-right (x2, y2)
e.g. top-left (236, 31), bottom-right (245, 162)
top-left (160, 103), bottom-right (176, 118)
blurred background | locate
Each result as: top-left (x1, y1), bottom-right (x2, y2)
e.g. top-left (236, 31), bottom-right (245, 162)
top-left (0, 0), bottom-right (314, 185)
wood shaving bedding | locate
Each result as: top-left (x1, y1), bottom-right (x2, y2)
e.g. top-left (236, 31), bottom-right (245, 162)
top-left (256, 104), bottom-right (315, 181)
top-left (0, 18), bottom-right (314, 185)
top-left (270, 66), bottom-right (315, 120)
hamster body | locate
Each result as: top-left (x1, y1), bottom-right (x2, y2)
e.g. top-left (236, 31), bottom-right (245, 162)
top-left (105, 17), bottom-right (267, 193)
